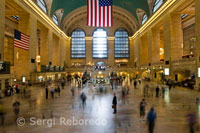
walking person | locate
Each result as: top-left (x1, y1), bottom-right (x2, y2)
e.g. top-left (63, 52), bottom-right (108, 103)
top-left (71, 86), bottom-right (75, 96)
top-left (57, 86), bottom-right (61, 96)
top-left (139, 99), bottom-right (146, 120)
top-left (45, 86), bottom-right (49, 99)
top-left (186, 112), bottom-right (197, 133)
top-left (112, 93), bottom-right (117, 114)
top-left (155, 86), bottom-right (160, 97)
top-left (134, 80), bottom-right (137, 89)
top-left (13, 100), bottom-right (20, 118)
top-left (122, 87), bottom-right (126, 104)
top-left (147, 107), bottom-right (157, 133)
top-left (162, 86), bottom-right (165, 98)
top-left (50, 87), bottom-right (55, 99)
top-left (80, 92), bottom-right (87, 108)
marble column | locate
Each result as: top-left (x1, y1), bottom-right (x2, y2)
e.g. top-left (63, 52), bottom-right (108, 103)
top-left (0, 0), bottom-right (5, 61)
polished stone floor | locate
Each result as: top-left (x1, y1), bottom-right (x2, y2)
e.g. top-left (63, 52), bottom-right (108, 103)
top-left (0, 81), bottom-right (200, 133)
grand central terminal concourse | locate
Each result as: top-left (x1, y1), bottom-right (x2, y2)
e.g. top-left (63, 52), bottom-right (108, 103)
top-left (1, 0), bottom-right (200, 133)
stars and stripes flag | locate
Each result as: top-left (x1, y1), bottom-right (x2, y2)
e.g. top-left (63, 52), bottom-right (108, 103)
top-left (14, 29), bottom-right (30, 50)
top-left (87, 0), bottom-right (113, 27)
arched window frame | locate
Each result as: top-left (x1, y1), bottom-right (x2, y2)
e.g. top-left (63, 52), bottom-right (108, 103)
top-left (71, 29), bottom-right (86, 59)
top-left (152, 0), bottom-right (163, 13)
top-left (37, 0), bottom-right (48, 13)
top-left (92, 28), bottom-right (108, 59)
top-left (52, 14), bottom-right (59, 25)
top-left (141, 14), bottom-right (148, 25)
top-left (114, 29), bottom-right (129, 58)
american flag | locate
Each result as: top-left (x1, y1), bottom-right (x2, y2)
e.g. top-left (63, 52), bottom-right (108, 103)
top-left (87, 0), bottom-right (113, 27)
top-left (14, 29), bottom-right (30, 50)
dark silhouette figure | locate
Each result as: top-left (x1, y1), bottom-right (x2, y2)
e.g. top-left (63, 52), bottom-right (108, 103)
top-left (112, 93), bottom-right (117, 114)
top-left (45, 86), bottom-right (49, 99)
top-left (147, 107), bottom-right (156, 133)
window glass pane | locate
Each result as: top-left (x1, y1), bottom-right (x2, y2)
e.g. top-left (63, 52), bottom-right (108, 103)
top-left (93, 29), bottom-right (108, 58)
top-left (115, 29), bottom-right (129, 58)
top-left (52, 14), bottom-right (58, 25)
top-left (71, 29), bottom-right (86, 58)
top-left (141, 14), bottom-right (148, 25)
top-left (152, 0), bottom-right (163, 13)
top-left (37, 0), bottom-right (47, 13)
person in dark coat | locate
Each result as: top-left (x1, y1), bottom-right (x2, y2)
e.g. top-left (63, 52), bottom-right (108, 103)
top-left (112, 93), bottom-right (117, 114)
top-left (45, 86), bottom-right (49, 99)
top-left (155, 86), bottom-right (159, 97)
top-left (13, 100), bottom-right (20, 117)
top-left (147, 107), bottom-right (157, 133)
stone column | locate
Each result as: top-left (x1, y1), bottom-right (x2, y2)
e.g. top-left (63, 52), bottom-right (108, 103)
top-left (1, 79), bottom-right (5, 92)
top-left (163, 13), bottom-right (183, 62)
top-left (29, 14), bottom-right (37, 74)
top-left (148, 28), bottom-right (161, 81)
top-left (108, 38), bottom-right (115, 67)
top-left (140, 34), bottom-right (148, 66)
top-left (129, 38), bottom-right (134, 67)
top-left (0, 0), bottom-right (5, 61)
top-left (40, 27), bottom-right (48, 65)
top-left (195, 0), bottom-right (200, 88)
top-left (60, 38), bottom-right (67, 66)
top-left (86, 38), bottom-right (92, 65)
top-left (133, 37), bottom-right (141, 68)
top-left (65, 38), bottom-right (71, 67)
top-left (48, 30), bottom-right (53, 65)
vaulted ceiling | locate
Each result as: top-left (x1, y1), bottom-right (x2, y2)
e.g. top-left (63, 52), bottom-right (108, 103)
top-left (50, 0), bottom-right (151, 22)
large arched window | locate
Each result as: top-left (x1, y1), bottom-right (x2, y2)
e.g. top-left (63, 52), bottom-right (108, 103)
top-left (52, 14), bottom-right (59, 25)
top-left (93, 29), bottom-right (108, 58)
top-left (115, 29), bottom-right (129, 58)
top-left (141, 14), bottom-right (148, 25)
top-left (71, 29), bottom-right (86, 59)
top-left (37, 0), bottom-right (48, 13)
top-left (152, 0), bottom-right (163, 13)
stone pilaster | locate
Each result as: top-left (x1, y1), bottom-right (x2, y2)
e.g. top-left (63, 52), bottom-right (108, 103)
top-left (163, 13), bottom-right (183, 62)
top-left (29, 14), bottom-right (37, 73)
top-left (151, 29), bottom-right (160, 63)
top-left (140, 34), bottom-right (148, 66)
top-left (86, 38), bottom-right (92, 64)
top-left (1, 79), bottom-right (5, 91)
top-left (133, 37), bottom-right (141, 68)
top-left (0, 0), bottom-right (5, 61)
top-left (40, 27), bottom-right (48, 65)
top-left (129, 38), bottom-right (134, 67)
top-left (195, 0), bottom-right (200, 88)
top-left (108, 39), bottom-right (115, 67)
top-left (48, 30), bottom-right (53, 64)
top-left (65, 38), bottom-right (71, 67)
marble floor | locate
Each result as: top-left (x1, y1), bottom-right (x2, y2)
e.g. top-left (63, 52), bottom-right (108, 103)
top-left (0, 81), bottom-right (200, 133)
